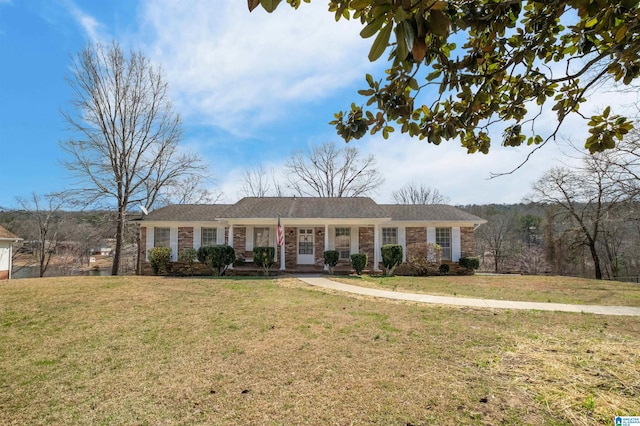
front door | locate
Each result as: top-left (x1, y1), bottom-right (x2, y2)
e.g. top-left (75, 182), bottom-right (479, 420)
top-left (297, 228), bottom-right (315, 265)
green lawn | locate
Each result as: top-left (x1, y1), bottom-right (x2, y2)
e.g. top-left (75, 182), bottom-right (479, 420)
top-left (331, 274), bottom-right (640, 307)
top-left (1, 276), bottom-right (639, 425)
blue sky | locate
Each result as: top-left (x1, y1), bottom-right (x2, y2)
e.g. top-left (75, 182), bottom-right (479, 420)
top-left (0, 0), bottom-right (631, 209)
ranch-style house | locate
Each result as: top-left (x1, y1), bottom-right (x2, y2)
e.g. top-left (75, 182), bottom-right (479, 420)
top-left (137, 197), bottom-right (486, 273)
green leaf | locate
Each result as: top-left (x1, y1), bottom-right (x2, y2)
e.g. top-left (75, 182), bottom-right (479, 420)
top-left (603, 106), bottom-right (610, 118)
top-left (261, 0), bottom-right (282, 13)
top-left (368, 22), bottom-right (392, 62)
top-left (395, 24), bottom-right (408, 61)
top-left (615, 24), bottom-right (627, 43)
top-left (585, 16), bottom-right (598, 28)
top-left (429, 10), bottom-right (450, 37)
top-left (360, 16), bottom-right (385, 38)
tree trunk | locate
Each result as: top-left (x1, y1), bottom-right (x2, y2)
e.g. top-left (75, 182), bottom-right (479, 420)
top-left (588, 242), bottom-right (602, 280)
top-left (111, 208), bottom-right (125, 276)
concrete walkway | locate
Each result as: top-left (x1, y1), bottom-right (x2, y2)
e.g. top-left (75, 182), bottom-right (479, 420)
top-left (295, 275), bottom-right (640, 317)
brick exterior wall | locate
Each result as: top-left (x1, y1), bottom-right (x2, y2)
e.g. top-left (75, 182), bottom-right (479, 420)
top-left (0, 270), bottom-right (8, 280)
top-left (178, 227), bottom-right (193, 255)
top-left (233, 226), bottom-right (247, 259)
top-left (314, 227), bottom-right (325, 266)
top-left (405, 227), bottom-right (427, 259)
top-left (460, 227), bottom-right (475, 257)
top-left (359, 227), bottom-right (374, 267)
top-left (285, 227), bottom-right (297, 269)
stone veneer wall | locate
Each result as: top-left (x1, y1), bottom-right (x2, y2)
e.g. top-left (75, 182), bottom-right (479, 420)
top-left (358, 227), bottom-right (374, 267)
top-left (460, 227), bottom-right (475, 258)
top-left (178, 227), bottom-right (193, 255)
top-left (405, 227), bottom-right (427, 259)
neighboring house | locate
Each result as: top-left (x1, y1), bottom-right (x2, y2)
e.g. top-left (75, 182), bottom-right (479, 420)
top-left (0, 225), bottom-right (22, 280)
top-left (136, 197), bottom-right (486, 273)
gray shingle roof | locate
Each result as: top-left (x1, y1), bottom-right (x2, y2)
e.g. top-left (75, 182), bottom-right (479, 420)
top-left (0, 225), bottom-right (19, 240)
top-left (380, 204), bottom-right (485, 223)
top-left (142, 198), bottom-right (485, 223)
top-left (144, 204), bottom-right (232, 221)
top-left (228, 197), bottom-right (390, 219)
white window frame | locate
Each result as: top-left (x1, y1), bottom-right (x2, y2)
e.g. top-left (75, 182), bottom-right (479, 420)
top-left (201, 227), bottom-right (217, 247)
top-left (254, 227), bottom-right (271, 248)
top-left (154, 227), bottom-right (170, 248)
top-left (382, 227), bottom-right (398, 245)
top-left (335, 227), bottom-right (351, 261)
top-left (436, 227), bottom-right (452, 260)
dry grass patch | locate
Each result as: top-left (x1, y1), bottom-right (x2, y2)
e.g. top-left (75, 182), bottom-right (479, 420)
top-left (1, 276), bottom-right (639, 425)
top-left (333, 275), bottom-right (640, 307)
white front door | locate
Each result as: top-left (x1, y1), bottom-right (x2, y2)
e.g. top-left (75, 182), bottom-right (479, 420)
top-left (297, 228), bottom-right (315, 265)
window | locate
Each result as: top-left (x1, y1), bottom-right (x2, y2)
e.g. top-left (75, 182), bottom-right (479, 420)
top-left (436, 227), bottom-right (451, 260)
top-left (154, 227), bottom-right (170, 248)
top-left (382, 227), bottom-right (398, 245)
top-left (298, 228), bottom-right (313, 255)
top-left (201, 228), bottom-right (217, 246)
top-left (254, 227), bottom-right (270, 247)
top-left (335, 227), bottom-right (351, 260)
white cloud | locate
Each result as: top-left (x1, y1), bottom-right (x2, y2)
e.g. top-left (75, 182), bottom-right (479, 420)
top-left (64, 0), bottom-right (107, 43)
top-left (137, 0), bottom-right (376, 135)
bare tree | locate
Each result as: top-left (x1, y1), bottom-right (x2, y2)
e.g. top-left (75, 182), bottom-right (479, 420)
top-left (528, 153), bottom-right (629, 280)
top-left (158, 175), bottom-right (223, 205)
top-left (392, 183), bottom-right (450, 204)
top-left (61, 42), bottom-right (206, 275)
top-left (241, 165), bottom-right (286, 197)
top-left (285, 141), bottom-right (383, 197)
top-left (16, 193), bottom-right (68, 278)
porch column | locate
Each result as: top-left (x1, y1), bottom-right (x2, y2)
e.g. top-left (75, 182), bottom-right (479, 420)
top-left (374, 224), bottom-right (380, 271)
top-left (280, 222), bottom-right (285, 271)
top-left (228, 224), bottom-right (234, 270)
top-left (324, 224), bottom-right (329, 271)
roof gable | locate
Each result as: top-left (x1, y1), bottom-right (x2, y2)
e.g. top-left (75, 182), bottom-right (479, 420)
top-left (0, 225), bottom-right (20, 240)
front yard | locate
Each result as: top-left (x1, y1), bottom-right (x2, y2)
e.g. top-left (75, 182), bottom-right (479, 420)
top-left (1, 275), bottom-right (639, 425)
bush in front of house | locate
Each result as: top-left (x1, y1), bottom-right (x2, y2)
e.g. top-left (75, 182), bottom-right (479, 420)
top-left (458, 256), bottom-right (480, 272)
top-left (381, 244), bottom-right (403, 276)
top-left (324, 250), bottom-right (339, 275)
top-left (350, 253), bottom-right (368, 275)
top-left (253, 246), bottom-right (276, 276)
top-left (178, 247), bottom-right (197, 276)
top-left (148, 247), bottom-right (171, 275)
top-left (439, 263), bottom-right (450, 274)
top-left (197, 245), bottom-right (235, 276)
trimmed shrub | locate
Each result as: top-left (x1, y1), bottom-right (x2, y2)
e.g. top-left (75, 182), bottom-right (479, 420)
top-left (439, 263), bottom-right (450, 274)
top-left (197, 245), bottom-right (235, 276)
top-left (178, 247), bottom-right (197, 276)
top-left (459, 256), bottom-right (480, 271)
top-left (148, 247), bottom-right (171, 275)
top-left (381, 244), bottom-right (403, 276)
top-left (350, 253), bottom-right (368, 275)
top-left (324, 250), bottom-right (339, 275)
top-left (253, 246), bottom-right (276, 276)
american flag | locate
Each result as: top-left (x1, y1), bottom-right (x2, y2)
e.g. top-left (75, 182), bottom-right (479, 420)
top-left (277, 216), bottom-right (284, 246)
